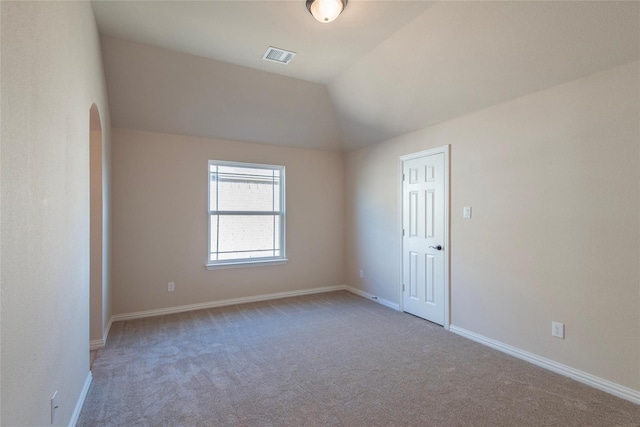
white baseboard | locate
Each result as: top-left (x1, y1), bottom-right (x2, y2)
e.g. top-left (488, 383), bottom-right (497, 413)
top-left (449, 325), bottom-right (640, 406)
top-left (69, 371), bottom-right (92, 427)
top-left (112, 285), bottom-right (348, 322)
top-left (89, 316), bottom-right (113, 350)
top-left (344, 286), bottom-right (400, 311)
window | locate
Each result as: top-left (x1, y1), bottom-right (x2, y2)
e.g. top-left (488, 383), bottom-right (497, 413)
top-left (207, 160), bottom-right (286, 268)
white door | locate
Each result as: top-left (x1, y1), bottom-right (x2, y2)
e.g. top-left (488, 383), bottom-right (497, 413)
top-left (402, 150), bottom-right (447, 325)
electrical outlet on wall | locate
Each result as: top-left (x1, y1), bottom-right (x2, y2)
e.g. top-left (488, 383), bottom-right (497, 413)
top-left (168, 281), bottom-right (175, 292)
top-left (551, 321), bottom-right (564, 339)
top-left (359, 270), bottom-right (364, 279)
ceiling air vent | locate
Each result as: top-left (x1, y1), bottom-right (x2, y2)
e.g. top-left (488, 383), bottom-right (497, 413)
top-left (262, 46), bottom-right (296, 65)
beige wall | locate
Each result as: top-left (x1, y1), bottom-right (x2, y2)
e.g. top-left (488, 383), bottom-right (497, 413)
top-left (345, 62), bottom-right (640, 391)
top-left (111, 129), bottom-right (345, 315)
top-left (1, 2), bottom-right (112, 425)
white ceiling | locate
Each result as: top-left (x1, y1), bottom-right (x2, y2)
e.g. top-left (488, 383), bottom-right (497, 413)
top-left (92, 1), bottom-right (640, 150)
top-left (330, 0), bottom-right (640, 148)
top-left (100, 36), bottom-right (345, 149)
top-left (91, 0), bottom-right (434, 85)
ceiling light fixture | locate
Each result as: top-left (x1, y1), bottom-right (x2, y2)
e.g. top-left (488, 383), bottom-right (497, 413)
top-left (306, 0), bottom-right (347, 23)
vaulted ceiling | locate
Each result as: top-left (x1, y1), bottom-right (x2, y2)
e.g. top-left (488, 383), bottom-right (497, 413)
top-left (92, 1), bottom-right (640, 151)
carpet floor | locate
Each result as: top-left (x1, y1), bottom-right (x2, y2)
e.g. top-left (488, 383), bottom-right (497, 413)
top-left (78, 291), bottom-right (640, 426)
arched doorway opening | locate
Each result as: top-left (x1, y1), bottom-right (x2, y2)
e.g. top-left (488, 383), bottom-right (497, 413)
top-left (89, 104), bottom-right (104, 368)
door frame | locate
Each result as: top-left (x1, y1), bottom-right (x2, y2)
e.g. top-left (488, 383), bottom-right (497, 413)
top-left (398, 145), bottom-right (450, 329)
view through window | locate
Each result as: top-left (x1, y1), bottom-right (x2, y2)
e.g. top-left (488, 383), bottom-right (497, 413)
top-left (208, 161), bottom-right (286, 267)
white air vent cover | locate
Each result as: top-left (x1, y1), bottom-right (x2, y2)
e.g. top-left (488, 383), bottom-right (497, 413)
top-left (262, 46), bottom-right (296, 65)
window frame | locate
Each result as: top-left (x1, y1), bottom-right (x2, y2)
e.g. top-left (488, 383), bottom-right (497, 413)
top-left (206, 160), bottom-right (287, 269)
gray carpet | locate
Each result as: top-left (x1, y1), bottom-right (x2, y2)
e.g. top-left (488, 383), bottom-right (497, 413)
top-left (78, 291), bottom-right (640, 426)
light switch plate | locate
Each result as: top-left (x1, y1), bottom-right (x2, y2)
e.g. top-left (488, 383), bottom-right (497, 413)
top-left (463, 206), bottom-right (472, 219)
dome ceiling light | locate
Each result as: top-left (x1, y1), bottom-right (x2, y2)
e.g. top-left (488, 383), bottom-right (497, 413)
top-left (306, 0), bottom-right (347, 23)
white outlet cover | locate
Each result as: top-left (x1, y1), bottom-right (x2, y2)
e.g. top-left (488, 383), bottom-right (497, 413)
top-left (463, 206), bottom-right (472, 219)
top-left (552, 321), bottom-right (564, 339)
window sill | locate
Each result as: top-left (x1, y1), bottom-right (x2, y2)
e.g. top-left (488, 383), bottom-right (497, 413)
top-left (206, 259), bottom-right (288, 270)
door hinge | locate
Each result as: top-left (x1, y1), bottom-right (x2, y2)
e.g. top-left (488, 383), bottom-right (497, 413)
top-left (403, 173), bottom-right (405, 181)
top-left (402, 284), bottom-right (405, 292)
top-left (402, 229), bottom-right (405, 236)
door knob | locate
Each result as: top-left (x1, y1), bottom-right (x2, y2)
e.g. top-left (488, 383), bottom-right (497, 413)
top-left (429, 245), bottom-right (443, 251)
